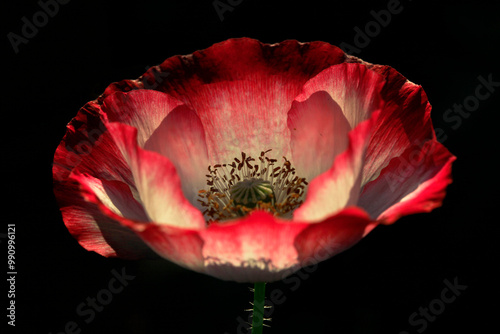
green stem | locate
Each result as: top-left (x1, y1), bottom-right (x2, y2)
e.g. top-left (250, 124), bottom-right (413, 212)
top-left (252, 282), bottom-right (266, 334)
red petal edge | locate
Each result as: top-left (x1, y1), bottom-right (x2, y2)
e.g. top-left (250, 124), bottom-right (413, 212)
top-left (76, 174), bottom-right (373, 282)
top-left (358, 140), bottom-right (456, 224)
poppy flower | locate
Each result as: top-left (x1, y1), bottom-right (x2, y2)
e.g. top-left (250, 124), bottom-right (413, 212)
top-left (53, 38), bottom-right (455, 283)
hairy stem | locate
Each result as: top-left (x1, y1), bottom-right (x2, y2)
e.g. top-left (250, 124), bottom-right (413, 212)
top-left (252, 282), bottom-right (266, 334)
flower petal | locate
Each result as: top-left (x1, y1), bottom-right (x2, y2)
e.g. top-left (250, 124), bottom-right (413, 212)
top-left (102, 89), bottom-right (185, 147)
top-left (126, 224), bottom-right (206, 273)
top-left (53, 104), bottom-right (154, 258)
top-left (145, 38), bottom-right (348, 163)
top-left (174, 79), bottom-right (297, 163)
top-left (287, 91), bottom-right (351, 182)
top-left (293, 115), bottom-right (377, 222)
top-left (53, 103), bottom-right (134, 185)
top-left (293, 63), bottom-right (385, 128)
top-left (102, 89), bottom-right (209, 208)
top-left (71, 174), bottom-right (205, 272)
top-left (70, 173), bottom-right (148, 221)
top-left (106, 122), bottom-right (205, 229)
top-left (200, 212), bottom-right (306, 282)
top-left (287, 63), bottom-right (386, 222)
top-left (294, 207), bottom-right (372, 264)
top-left (287, 63), bottom-right (385, 185)
top-left (346, 62), bottom-right (436, 186)
top-left (73, 179), bottom-right (374, 282)
top-left (73, 171), bottom-right (374, 282)
top-left (53, 165), bottom-right (157, 259)
top-left (199, 208), bottom-right (372, 282)
top-left (144, 105), bottom-right (209, 208)
top-left (357, 140), bottom-right (456, 223)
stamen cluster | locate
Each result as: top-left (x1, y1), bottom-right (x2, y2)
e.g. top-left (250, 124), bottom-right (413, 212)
top-left (198, 150), bottom-right (308, 222)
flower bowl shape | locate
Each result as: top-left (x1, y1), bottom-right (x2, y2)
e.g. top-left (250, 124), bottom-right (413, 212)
top-left (53, 38), bottom-right (455, 283)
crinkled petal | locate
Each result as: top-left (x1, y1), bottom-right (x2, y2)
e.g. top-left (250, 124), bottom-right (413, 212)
top-left (344, 61), bottom-right (435, 186)
top-left (53, 165), bottom-right (157, 259)
top-left (358, 140), bottom-right (456, 223)
top-left (53, 104), bottom-right (154, 258)
top-left (53, 103), bottom-right (134, 185)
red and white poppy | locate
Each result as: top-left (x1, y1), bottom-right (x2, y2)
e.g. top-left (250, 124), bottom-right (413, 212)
top-left (53, 38), bottom-right (455, 282)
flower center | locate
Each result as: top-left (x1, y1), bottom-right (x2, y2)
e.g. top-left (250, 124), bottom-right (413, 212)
top-left (230, 178), bottom-right (275, 208)
top-left (198, 150), bottom-right (308, 222)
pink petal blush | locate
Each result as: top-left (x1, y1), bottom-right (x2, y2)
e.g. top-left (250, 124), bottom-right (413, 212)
top-left (53, 38), bottom-right (455, 282)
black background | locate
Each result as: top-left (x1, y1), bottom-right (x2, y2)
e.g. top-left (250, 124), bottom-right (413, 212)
top-left (3, 0), bottom-right (500, 333)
